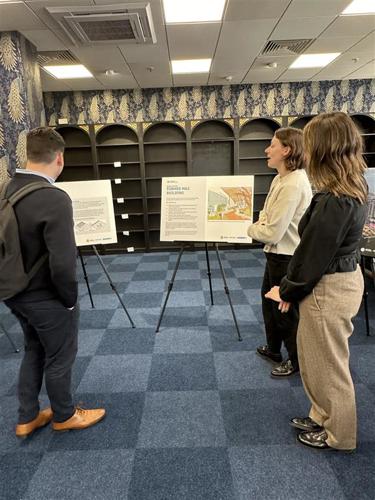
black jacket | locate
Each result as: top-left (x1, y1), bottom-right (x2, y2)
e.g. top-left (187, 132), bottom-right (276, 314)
top-left (5, 172), bottom-right (77, 308)
top-left (280, 192), bottom-right (367, 303)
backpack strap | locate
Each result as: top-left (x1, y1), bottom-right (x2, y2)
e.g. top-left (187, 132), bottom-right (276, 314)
top-left (8, 181), bottom-right (56, 206)
top-left (28, 253), bottom-right (49, 280)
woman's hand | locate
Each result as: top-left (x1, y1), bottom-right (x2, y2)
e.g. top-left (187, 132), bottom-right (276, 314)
top-left (265, 286), bottom-right (291, 313)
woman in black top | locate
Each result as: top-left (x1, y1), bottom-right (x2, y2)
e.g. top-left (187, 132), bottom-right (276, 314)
top-left (266, 112), bottom-right (367, 451)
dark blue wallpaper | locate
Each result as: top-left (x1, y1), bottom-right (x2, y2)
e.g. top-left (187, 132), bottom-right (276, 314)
top-left (0, 31), bottom-right (44, 177)
top-left (44, 79), bottom-right (375, 126)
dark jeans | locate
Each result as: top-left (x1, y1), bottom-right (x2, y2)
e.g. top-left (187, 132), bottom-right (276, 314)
top-left (6, 299), bottom-right (79, 423)
top-left (261, 253), bottom-right (299, 367)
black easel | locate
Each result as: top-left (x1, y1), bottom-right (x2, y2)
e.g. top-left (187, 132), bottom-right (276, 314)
top-left (0, 322), bottom-right (20, 353)
top-left (156, 242), bottom-right (242, 341)
top-left (77, 246), bottom-right (135, 327)
top-left (360, 251), bottom-right (374, 337)
top-left (78, 248), bottom-right (94, 308)
top-left (91, 245), bottom-right (135, 328)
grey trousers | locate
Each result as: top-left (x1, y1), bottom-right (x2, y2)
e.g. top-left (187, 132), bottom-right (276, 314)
top-left (297, 266), bottom-right (363, 450)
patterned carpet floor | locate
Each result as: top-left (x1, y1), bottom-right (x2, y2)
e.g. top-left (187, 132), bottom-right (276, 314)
top-left (0, 248), bottom-right (374, 500)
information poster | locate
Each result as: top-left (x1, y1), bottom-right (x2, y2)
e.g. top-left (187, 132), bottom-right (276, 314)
top-left (56, 180), bottom-right (117, 247)
top-left (160, 176), bottom-right (254, 243)
top-left (361, 169), bottom-right (375, 256)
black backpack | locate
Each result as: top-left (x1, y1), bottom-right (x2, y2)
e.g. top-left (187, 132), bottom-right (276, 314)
top-left (0, 180), bottom-right (56, 301)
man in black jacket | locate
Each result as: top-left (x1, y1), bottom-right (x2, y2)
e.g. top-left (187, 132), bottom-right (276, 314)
top-left (5, 127), bottom-right (105, 437)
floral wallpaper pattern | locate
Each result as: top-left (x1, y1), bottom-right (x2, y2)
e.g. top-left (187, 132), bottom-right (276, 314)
top-left (44, 79), bottom-right (375, 126)
top-left (0, 31), bottom-right (44, 177)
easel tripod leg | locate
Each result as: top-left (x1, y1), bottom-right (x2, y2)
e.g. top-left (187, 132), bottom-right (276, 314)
top-left (78, 248), bottom-right (94, 308)
top-left (205, 243), bottom-right (214, 306)
top-left (215, 244), bottom-right (242, 341)
top-left (156, 244), bottom-right (185, 332)
top-left (360, 256), bottom-right (370, 336)
top-left (92, 246), bottom-right (135, 328)
top-left (0, 323), bottom-right (20, 353)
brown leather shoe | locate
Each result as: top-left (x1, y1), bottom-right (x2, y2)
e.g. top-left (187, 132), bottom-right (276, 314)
top-left (16, 408), bottom-right (53, 439)
top-left (52, 407), bottom-right (106, 432)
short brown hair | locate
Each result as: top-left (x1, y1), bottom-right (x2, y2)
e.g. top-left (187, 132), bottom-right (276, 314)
top-left (26, 127), bottom-right (65, 164)
top-left (303, 112), bottom-right (367, 204)
top-left (274, 127), bottom-right (305, 171)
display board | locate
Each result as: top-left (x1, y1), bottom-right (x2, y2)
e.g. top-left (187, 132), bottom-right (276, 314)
top-left (361, 169), bottom-right (375, 256)
top-left (56, 180), bottom-right (117, 247)
top-left (160, 176), bottom-right (254, 243)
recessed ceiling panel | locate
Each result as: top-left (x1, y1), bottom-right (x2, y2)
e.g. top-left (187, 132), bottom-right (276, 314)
top-left (0, 2), bottom-right (45, 30)
top-left (225, 0), bottom-right (290, 21)
top-left (321, 15), bottom-right (375, 37)
top-left (283, 0), bottom-right (350, 18)
top-left (167, 23), bottom-right (220, 60)
top-left (271, 16), bottom-right (336, 39)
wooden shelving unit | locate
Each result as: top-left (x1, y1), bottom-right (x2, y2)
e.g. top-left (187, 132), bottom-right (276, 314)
top-left (55, 113), bottom-right (375, 253)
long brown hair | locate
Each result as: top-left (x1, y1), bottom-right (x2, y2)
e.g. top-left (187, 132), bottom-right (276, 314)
top-left (303, 112), bottom-right (367, 203)
top-left (274, 127), bottom-right (305, 171)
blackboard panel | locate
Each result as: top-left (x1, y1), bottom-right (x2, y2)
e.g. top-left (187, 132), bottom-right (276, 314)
top-left (192, 141), bottom-right (233, 176)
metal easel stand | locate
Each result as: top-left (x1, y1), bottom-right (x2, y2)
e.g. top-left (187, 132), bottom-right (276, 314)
top-left (360, 254), bottom-right (371, 337)
top-left (92, 245), bottom-right (135, 328)
top-left (155, 242), bottom-right (242, 341)
top-left (0, 322), bottom-right (20, 353)
top-left (78, 247), bottom-right (95, 308)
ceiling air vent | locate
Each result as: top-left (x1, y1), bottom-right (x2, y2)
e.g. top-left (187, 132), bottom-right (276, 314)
top-left (37, 51), bottom-right (78, 67)
top-left (261, 39), bottom-right (314, 56)
top-left (45, 3), bottom-right (156, 45)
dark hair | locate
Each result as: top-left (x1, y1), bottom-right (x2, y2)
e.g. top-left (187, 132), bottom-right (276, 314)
top-left (26, 127), bottom-right (65, 164)
top-left (303, 112), bottom-right (367, 204)
top-left (274, 127), bottom-right (305, 171)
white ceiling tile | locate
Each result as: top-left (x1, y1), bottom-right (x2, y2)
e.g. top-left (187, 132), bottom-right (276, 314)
top-left (95, 73), bottom-right (139, 89)
top-left (208, 74), bottom-right (244, 85)
top-left (60, 78), bottom-right (105, 91)
top-left (305, 36), bottom-right (366, 53)
top-left (225, 0), bottom-right (290, 21)
top-left (40, 71), bottom-right (72, 91)
top-left (70, 46), bottom-right (130, 73)
top-left (277, 67), bottom-right (320, 81)
top-left (312, 53), bottom-right (374, 79)
top-left (173, 74), bottom-right (209, 87)
top-left (242, 55), bottom-right (296, 82)
top-left (128, 60), bottom-right (172, 88)
top-left (167, 23), bottom-right (220, 60)
top-left (283, 0), bottom-right (350, 18)
top-left (271, 16), bottom-right (336, 39)
top-left (214, 19), bottom-right (278, 68)
top-left (345, 59), bottom-right (375, 79)
top-left (321, 15), bottom-right (375, 38)
top-left (346, 31), bottom-right (375, 55)
top-left (20, 29), bottom-right (67, 51)
top-left (0, 2), bottom-right (46, 30)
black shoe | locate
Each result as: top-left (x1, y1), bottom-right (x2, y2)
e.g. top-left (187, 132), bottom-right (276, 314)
top-left (298, 429), bottom-right (356, 453)
top-left (298, 429), bottom-right (330, 449)
top-left (290, 417), bottom-right (323, 432)
top-left (256, 345), bottom-right (282, 363)
top-left (271, 360), bottom-right (299, 377)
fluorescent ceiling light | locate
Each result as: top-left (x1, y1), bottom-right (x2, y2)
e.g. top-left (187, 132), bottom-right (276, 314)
top-left (171, 59), bottom-right (211, 74)
top-left (341, 0), bottom-right (375, 15)
top-left (290, 53), bottom-right (341, 69)
top-left (43, 65), bottom-right (93, 79)
top-left (163, 0), bottom-right (225, 23)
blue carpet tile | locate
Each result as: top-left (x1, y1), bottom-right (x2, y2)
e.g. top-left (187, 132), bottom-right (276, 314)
top-left (0, 248), bottom-right (374, 500)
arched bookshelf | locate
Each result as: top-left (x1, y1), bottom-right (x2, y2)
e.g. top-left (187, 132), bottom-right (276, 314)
top-left (56, 125), bottom-right (94, 182)
top-left (239, 118), bottom-right (280, 223)
top-left (191, 120), bottom-right (234, 176)
top-left (95, 124), bottom-right (145, 252)
top-left (143, 122), bottom-right (187, 250)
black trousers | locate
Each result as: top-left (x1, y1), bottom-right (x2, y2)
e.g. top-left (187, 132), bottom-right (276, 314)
top-left (261, 253), bottom-right (299, 367)
top-left (6, 299), bottom-right (79, 423)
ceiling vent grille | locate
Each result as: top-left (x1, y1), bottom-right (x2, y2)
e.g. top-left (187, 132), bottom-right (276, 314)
top-left (261, 39), bottom-right (314, 56)
top-left (45, 3), bottom-right (156, 45)
top-left (37, 51), bottom-right (79, 66)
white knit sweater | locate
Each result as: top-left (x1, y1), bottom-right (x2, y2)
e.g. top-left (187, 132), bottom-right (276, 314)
top-left (247, 169), bottom-right (312, 255)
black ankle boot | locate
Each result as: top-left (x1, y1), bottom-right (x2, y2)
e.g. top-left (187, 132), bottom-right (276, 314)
top-left (256, 345), bottom-right (282, 363)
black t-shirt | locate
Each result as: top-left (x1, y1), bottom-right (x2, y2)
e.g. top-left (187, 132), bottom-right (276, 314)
top-left (280, 192), bottom-right (367, 303)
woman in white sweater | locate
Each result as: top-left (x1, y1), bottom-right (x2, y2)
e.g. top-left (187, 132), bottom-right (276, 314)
top-left (248, 127), bottom-right (312, 377)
